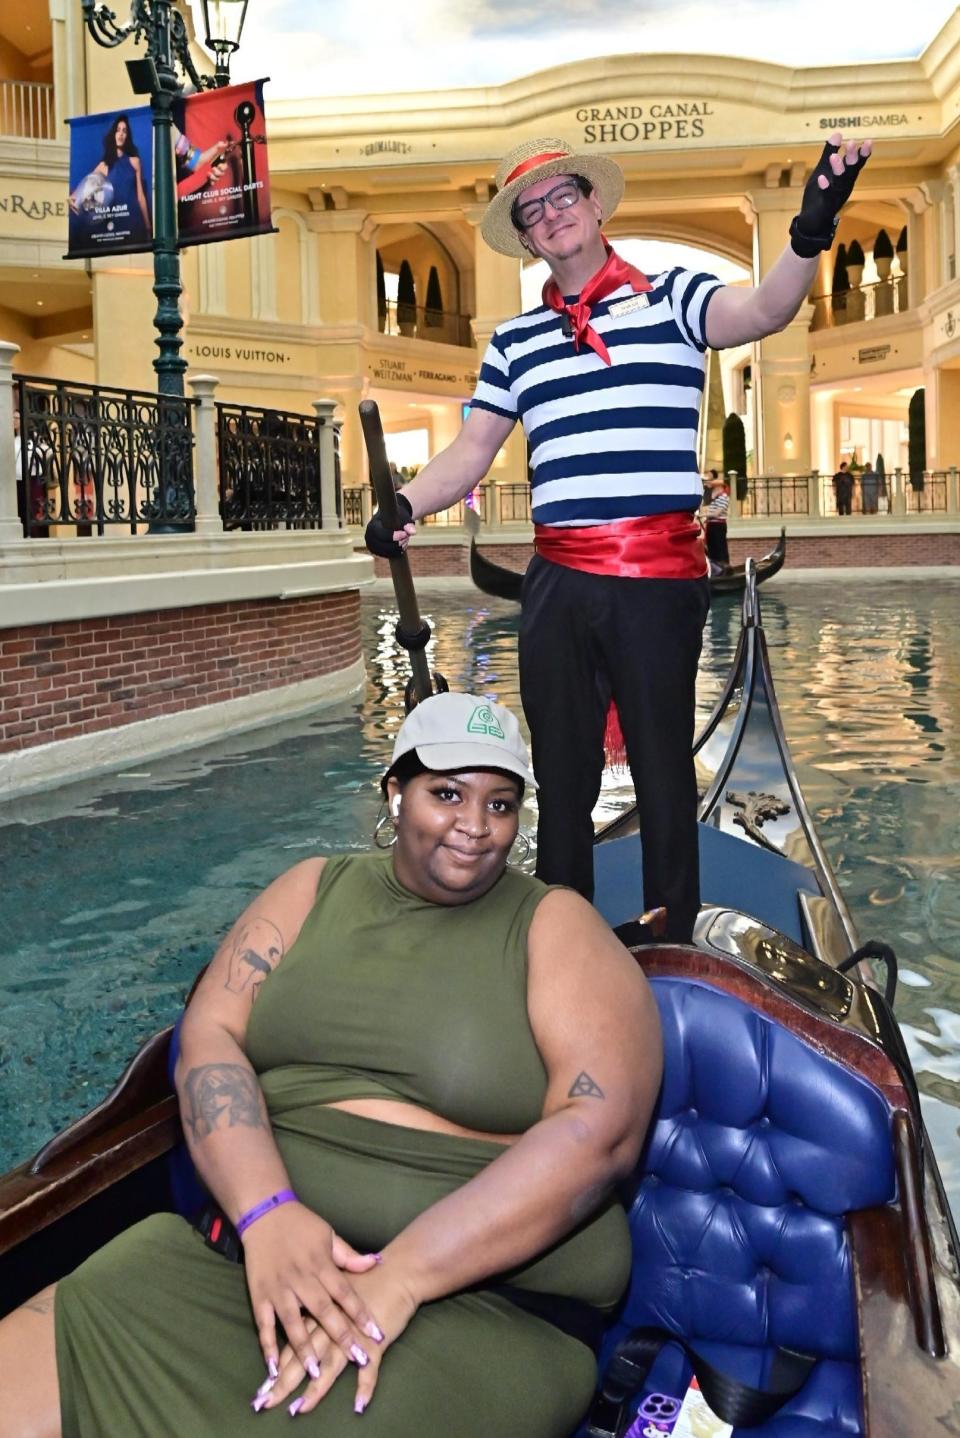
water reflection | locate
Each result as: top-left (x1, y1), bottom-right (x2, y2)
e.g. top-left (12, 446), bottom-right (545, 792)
top-left (0, 577), bottom-right (957, 1204)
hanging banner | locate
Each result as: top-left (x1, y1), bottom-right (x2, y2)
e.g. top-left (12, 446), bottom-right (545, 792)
top-left (66, 107), bottom-right (153, 258)
top-left (173, 79), bottom-right (273, 247)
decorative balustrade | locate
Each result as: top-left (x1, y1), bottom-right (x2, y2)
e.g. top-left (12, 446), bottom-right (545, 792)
top-left (377, 300), bottom-right (473, 348)
top-left (216, 403), bottom-right (327, 530)
top-left (809, 275), bottom-right (909, 331)
top-left (0, 81), bottom-right (55, 141)
top-left (15, 375), bottom-right (195, 535)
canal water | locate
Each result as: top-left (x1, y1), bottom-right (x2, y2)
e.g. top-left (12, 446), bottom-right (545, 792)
top-left (1, 576), bottom-right (958, 1211)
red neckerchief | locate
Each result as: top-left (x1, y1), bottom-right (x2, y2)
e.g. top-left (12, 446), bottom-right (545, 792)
top-left (542, 241), bottom-right (652, 366)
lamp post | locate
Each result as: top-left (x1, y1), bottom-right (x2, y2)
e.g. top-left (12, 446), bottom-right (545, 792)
top-left (81, 0), bottom-right (249, 401)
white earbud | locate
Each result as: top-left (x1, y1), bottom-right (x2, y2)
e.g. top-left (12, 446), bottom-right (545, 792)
top-left (391, 795), bottom-right (402, 818)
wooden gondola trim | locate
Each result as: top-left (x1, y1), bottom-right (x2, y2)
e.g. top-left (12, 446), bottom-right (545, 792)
top-left (849, 1204), bottom-right (960, 1433)
top-left (893, 1109), bottom-right (947, 1358)
top-left (0, 1097), bottom-right (180, 1257)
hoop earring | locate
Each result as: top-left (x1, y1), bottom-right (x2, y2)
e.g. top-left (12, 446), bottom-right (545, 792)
top-left (374, 812), bottom-right (398, 849)
top-left (508, 830), bottom-right (531, 867)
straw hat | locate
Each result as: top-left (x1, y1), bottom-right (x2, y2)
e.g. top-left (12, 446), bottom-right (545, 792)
top-left (480, 137), bottom-right (624, 259)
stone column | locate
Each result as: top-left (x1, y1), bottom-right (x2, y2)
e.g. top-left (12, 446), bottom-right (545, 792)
top-left (903, 189), bottom-right (929, 312)
top-left (744, 187), bottom-right (814, 477)
top-left (313, 398), bottom-right (341, 529)
top-left (464, 204), bottom-right (528, 491)
top-left (0, 342), bottom-right (25, 542)
top-left (187, 373), bottom-right (223, 536)
top-left (306, 205), bottom-right (378, 332)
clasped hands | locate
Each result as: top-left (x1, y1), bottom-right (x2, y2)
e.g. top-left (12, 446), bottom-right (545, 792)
top-left (242, 1202), bottom-right (418, 1417)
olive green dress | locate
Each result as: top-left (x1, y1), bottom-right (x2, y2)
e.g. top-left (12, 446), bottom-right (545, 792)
top-left (55, 854), bottom-right (631, 1436)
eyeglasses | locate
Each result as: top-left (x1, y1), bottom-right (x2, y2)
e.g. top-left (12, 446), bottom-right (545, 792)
top-left (513, 180), bottom-right (584, 232)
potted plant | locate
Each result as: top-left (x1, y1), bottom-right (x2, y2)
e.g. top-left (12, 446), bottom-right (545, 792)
top-left (908, 389), bottom-right (925, 491)
top-left (832, 243), bottom-right (850, 322)
top-left (424, 266), bottom-right (443, 328)
top-left (722, 412), bottom-right (748, 502)
top-left (376, 252), bottom-right (387, 333)
top-left (396, 260), bottom-right (417, 337)
top-left (873, 230), bottom-right (895, 316)
top-left (896, 226), bottom-right (909, 308)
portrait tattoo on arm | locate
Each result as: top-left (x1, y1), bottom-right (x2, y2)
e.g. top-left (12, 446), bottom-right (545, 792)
top-left (183, 1063), bottom-right (266, 1141)
top-left (224, 917), bottom-right (284, 996)
top-left (568, 1071), bottom-right (605, 1100)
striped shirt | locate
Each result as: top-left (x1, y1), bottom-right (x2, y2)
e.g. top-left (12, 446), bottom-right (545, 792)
top-left (704, 489), bottom-right (729, 522)
top-left (471, 267), bottom-right (723, 527)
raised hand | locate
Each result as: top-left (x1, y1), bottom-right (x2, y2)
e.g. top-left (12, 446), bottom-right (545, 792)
top-left (240, 1202), bottom-right (385, 1385)
top-left (789, 132), bottom-right (872, 257)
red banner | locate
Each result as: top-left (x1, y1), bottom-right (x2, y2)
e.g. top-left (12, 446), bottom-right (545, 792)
top-left (173, 79), bottom-right (273, 248)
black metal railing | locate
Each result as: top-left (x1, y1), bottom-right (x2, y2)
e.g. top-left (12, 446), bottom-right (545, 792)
top-left (496, 483), bottom-right (532, 523)
top-left (738, 476), bottom-right (810, 519)
top-left (421, 489), bottom-right (488, 526)
top-left (15, 375), bottom-right (195, 536)
top-left (904, 472), bottom-right (948, 513)
top-left (809, 275), bottom-right (909, 331)
top-left (216, 404), bottom-right (324, 530)
top-left (342, 488), bottom-right (365, 526)
top-left (377, 300), bottom-right (473, 348)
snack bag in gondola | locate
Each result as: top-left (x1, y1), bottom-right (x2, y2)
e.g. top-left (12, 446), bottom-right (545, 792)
top-left (624, 1378), bottom-right (732, 1438)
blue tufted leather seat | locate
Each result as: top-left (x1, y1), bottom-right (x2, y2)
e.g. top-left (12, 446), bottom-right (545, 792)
top-left (577, 973), bottom-right (897, 1438)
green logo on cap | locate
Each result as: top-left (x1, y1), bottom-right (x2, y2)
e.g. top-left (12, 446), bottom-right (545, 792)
top-left (467, 705), bottom-right (505, 740)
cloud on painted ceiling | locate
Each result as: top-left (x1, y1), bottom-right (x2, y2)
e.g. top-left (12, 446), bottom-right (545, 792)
top-left (229, 0), bottom-right (957, 99)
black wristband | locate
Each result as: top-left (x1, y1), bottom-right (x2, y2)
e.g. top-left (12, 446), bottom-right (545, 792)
top-left (364, 491), bottom-right (413, 559)
top-left (788, 215), bottom-right (836, 259)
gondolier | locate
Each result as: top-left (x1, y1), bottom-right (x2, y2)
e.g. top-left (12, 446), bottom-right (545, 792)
top-left (366, 132), bottom-right (871, 941)
top-left (702, 472), bottom-right (731, 571)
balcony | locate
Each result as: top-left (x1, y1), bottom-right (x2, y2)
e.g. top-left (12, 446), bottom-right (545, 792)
top-left (0, 81), bottom-right (55, 141)
top-left (378, 300), bottom-right (473, 349)
top-left (809, 275), bottom-right (909, 332)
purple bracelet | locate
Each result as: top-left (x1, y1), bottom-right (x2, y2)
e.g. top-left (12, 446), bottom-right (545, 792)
top-left (235, 1188), bottom-right (298, 1237)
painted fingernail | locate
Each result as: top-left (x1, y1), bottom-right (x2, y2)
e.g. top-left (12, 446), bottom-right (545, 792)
top-left (355, 1395), bottom-right (368, 1415)
top-left (368, 1252), bottom-right (383, 1264)
top-left (256, 1376), bottom-right (276, 1397)
top-left (364, 1321), bottom-right (384, 1343)
top-left (350, 1344), bottom-right (370, 1367)
top-left (289, 1396), bottom-right (305, 1417)
top-left (268, 1357), bottom-right (279, 1380)
top-left (252, 1394), bottom-right (270, 1413)
top-left (306, 1357), bottom-right (321, 1381)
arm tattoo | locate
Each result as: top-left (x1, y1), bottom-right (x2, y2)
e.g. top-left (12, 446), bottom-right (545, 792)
top-left (568, 1071), bottom-right (605, 1100)
top-left (24, 1290), bottom-right (55, 1315)
top-left (183, 1063), bottom-right (266, 1141)
top-left (225, 918), bottom-right (284, 995)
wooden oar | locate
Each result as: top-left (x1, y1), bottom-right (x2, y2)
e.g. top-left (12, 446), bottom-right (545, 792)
top-left (358, 399), bottom-right (441, 709)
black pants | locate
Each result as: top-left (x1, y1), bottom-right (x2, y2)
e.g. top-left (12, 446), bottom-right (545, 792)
top-left (518, 556), bottom-right (709, 943)
top-left (705, 520), bottom-right (729, 565)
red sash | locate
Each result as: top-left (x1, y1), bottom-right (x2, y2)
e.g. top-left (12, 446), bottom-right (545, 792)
top-left (534, 513), bottom-right (707, 580)
top-left (542, 242), bottom-right (652, 366)
top-left (534, 515), bottom-right (707, 767)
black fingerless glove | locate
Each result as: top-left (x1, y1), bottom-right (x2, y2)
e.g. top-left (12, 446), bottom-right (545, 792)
top-left (364, 491), bottom-right (413, 558)
top-left (789, 138), bottom-right (870, 258)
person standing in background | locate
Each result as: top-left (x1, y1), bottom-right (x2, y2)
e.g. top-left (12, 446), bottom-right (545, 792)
top-left (833, 461), bottom-right (853, 516)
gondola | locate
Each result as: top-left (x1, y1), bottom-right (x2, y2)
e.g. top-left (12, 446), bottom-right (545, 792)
top-left (0, 569), bottom-right (957, 1438)
top-left (467, 511), bottom-right (787, 602)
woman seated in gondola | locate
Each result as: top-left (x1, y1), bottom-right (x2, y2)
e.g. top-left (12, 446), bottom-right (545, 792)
top-left (0, 691), bottom-right (662, 1438)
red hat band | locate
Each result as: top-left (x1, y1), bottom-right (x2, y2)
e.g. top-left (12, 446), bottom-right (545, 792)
top-left (503, 151), bottom-right (570, 188)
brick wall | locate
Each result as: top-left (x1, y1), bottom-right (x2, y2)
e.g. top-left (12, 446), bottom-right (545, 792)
top-left (363, 530), bottom-right (960, 578)
top-left (0, 591), bottom-right (361, 756)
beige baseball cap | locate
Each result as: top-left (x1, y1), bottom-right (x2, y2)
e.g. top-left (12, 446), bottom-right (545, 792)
top-left (387, 691), bottom-right (537, 789)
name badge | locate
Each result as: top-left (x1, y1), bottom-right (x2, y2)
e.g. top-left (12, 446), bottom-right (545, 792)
top-left (608, 294), bottom-right (649, 316)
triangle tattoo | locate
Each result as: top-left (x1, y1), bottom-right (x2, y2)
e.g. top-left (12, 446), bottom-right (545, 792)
top-left (569, 1071), bottom-right (605, 1099)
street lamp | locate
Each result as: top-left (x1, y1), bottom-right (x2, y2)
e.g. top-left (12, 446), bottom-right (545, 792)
top-left (80, 0), bottom-right (250, 400)
top-left (199, 0), bottom-right (249, 86)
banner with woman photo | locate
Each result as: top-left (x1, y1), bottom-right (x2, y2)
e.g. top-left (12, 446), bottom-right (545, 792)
top-left (66, 107), bottom-right (153, 258)
top-left (173, 79), bottom-right (273, 247)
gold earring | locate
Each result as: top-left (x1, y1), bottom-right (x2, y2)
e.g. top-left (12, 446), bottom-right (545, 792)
top-left (507, 831), bottom-right (531, 867)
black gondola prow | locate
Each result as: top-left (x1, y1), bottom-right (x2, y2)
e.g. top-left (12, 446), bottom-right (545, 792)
top-left (358, 400), bottom-right (448, 712)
